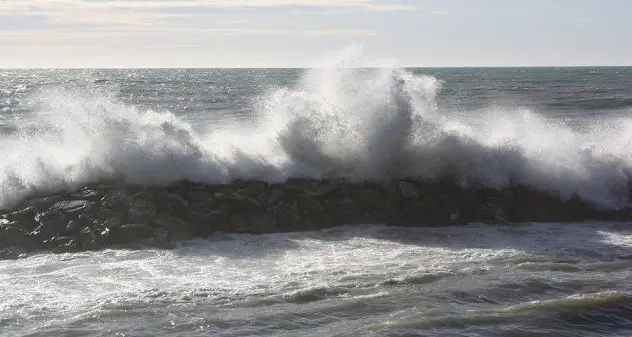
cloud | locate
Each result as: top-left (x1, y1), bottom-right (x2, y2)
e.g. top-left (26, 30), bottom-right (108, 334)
top-left (0, 0), bottom-right (418, 13)
top-left (0, 0), bottom-right (412, 35)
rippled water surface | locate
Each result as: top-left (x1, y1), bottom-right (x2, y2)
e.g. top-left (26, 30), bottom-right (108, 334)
top-left (2, 223), bottom-right (632, 337)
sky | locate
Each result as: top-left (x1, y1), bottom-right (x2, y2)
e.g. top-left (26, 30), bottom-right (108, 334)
top-left (1, 0), bottom-right (631, 68)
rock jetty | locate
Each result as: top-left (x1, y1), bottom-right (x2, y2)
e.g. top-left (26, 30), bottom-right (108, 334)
top-left (1, 178), bottom-right (630, 259)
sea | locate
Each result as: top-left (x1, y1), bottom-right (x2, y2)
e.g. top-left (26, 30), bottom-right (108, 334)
top-left (1, 64), bottom-right (632, 336)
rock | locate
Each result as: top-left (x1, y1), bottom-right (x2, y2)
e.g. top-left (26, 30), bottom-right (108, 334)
top-left (69, 188), bottom-right (103, 201)
top-left (268, 189), bottom-right (284, 206)
top-left (51, 200), bottom-right (91, 214)
top-left (65, 220), bottom-right (78, 233)
top-left (32, 210), bottom-right (68, 238)
top-left (165, 193), bottom-right (190, 208)
top-left (324, 196), bottom-right (364, 224)
top-left (189, 212), bottom-right (230, 236)
top-left (187, 190), bottom-right (214, 203)
top-left (77, 227), bottom-right (97, 245)
top-left (52, 238), bottom-right (81, 253)
top-left (93, 209), bottom-right (122, 221)
top-left (301, 184), bottom-right (338, 197)
top-left (298, 197), bottom-right (325, 215)
top-left (223, 194), bottom-right (262, 212)
top-left (22, 195), bottom-right (64, 212)
top-left (113, 223), bottom-right (154, 243)
top-left (398, 181), bottom-right (420, 199)
top-left (230, 210), bottom-right (276, 233)
top-left (355, 189), bottom-right (388, 210)
top-left (235, 180), bottom-right (270, 203)
top-left (103, 216), bottom-right (123, 229)
top-left (151, 214), bottom-right (189, 239)
top-left (0, 227), bottom-right (29, 248)
top-left (4, 206), bottom-right (38, 224)
top-left (101, 189), bottom-right (129, 212)
top-left (129, 192), bottom-right (157, 223)
top-left (0, 246), bottom-right (27, 259)
top-left (478, 202), bottom-right (508, 223)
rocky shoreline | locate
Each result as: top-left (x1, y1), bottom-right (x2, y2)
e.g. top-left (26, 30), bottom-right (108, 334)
top-left (1, 178), bottom-right (630, 259)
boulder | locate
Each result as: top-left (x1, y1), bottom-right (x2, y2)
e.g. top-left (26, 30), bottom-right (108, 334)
top-left (128, 192), bottom-right (157, 223)
top-left (398, 181), bottom-right (420, 199)
top-left (51, 200), bottom-right (91, 214)
top-left (113, 223), bottom-right (154, 243)
top-left (0, 226), bottom-right (30, 248)
top-left (230, 210), bottom-right (276, 233)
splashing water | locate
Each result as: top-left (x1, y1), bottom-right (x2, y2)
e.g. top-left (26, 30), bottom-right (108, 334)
top-left (2, 55), bottom-right (632, 210)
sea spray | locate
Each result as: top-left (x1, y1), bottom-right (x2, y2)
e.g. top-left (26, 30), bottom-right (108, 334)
top-left (1, 55), bottom-right (632, 209)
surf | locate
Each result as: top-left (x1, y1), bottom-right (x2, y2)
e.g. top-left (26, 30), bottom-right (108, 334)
top-left (1, 54), bottom-right (632, 210)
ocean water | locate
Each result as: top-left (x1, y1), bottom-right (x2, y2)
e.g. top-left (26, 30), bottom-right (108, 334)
top-left (2, 63), bottom-right (632, 336)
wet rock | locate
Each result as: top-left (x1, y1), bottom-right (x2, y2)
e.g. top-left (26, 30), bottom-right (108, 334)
top-left (355, 188), bottom-right (388, 210)
top-left (51, 200), bottom-right (91, 214)
top-left (268, 189), bottom-right (284, 206)
top-left (0, 246), bottom-right (27, 259)
top-left (101, 189), bottom-right (129, 212)
top-left (32, 210), bottom-right (68, 238)
top-left (4, 206), bottom-right (38, 224)
top-left (298, 197), bottom-right (326, 215)
top-left (65, 220), bottom-right (78, 233)
top-left (398, 181), bottom-right (420, 199)
top-left (165, 193), bottom-right (190, 208)
top-left (77, 227), bottom-right (97, 246)
top-left (324, 196), bottom-right (364, 224)
top-left (187, 190), bottom-right (214, 203)
top-left (224, 194), bottom-right (262, 212)
top-left (22, 195), bottom-right (64, 212)
top-left (113, 223), bottom-right (154, 243)
top-left (0, 227), bottom-right (29, 248)
top-left (190, 212), bottom-right (230, 236)
top-left (69, 188), bottom-right (103, 201)
top-left (93, 209), bottom-right (122, 221)
top-left (230, 210), bottom-right (276, 233)
top-left (129, 192), bottom-right (157, 223)
top-left (151, 214), bottom-right (190, 239)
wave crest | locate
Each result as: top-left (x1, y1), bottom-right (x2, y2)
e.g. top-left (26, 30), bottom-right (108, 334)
top-left (2, 59), bottom-right (632, 209)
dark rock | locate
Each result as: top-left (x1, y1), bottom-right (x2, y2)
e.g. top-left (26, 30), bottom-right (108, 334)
top-left (0, 246), bottom-right (27, 259)
top-left (324, 196), bottom-right (365, 224)
top-left (398, 180), bottom-right (420, 199)
top-left (113, 223), bottom-right (154, 243)
top-left (69, 188), bottom-right (104, 201)
top-left (51, 200), bottom-right (91, 214)
top-left (151, 214), bottom-right (189, 238)
top-left (230, 210), bottom-right (276, 233)
top-left (190, 212), bottom-right (230, 236)
top-left (4, 206), bottom-right (38, 224)
top-left (0, 227), bottom-right (29, 248)
top-left (223, 194), bottom-right (262, 213)
top-left (93, 209), bottom-right (122, 221)
top-left (22, 195), bottom-right (64, 212)
top-left (32, 210), bottom-right (68, 239)
top-left (129, 192), bottom-right (157, 223)
top-left (4, 177), bottom-right (632, 258)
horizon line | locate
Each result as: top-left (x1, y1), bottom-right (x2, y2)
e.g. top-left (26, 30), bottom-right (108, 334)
top-left (2, 65), bottom-right (632, 70)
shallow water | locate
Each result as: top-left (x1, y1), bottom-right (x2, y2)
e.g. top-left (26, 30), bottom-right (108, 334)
top-left (2, 222), bottom-right (632, 336)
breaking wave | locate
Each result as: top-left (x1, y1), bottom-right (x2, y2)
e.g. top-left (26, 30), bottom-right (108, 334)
top-left (2, 52), bottom-right (632, 210)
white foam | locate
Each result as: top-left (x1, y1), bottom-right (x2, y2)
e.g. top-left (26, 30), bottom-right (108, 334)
top-left (1, 51), bottom-right (632, 209)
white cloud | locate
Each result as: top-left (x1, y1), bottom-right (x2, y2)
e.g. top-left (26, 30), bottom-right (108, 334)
top-left (0, 0), bottom-right (418, 13)
top-left (0, 0), bottom-right (409, 35)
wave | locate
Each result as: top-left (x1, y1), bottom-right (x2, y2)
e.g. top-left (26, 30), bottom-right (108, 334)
top-left (370, 292), bottom-right (632, 331)
top-left (2, 54), bottom-right (632, 210)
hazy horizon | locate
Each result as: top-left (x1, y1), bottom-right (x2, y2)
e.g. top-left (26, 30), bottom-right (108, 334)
top-left (2, 0), bottom-right (632, 68)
